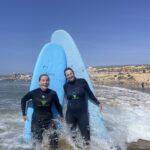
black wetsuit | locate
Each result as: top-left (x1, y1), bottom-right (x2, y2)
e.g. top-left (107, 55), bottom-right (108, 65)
top-left (21, 88), bottom-right (63, 146)
top-left (64, 78), bottom-right (100, 142)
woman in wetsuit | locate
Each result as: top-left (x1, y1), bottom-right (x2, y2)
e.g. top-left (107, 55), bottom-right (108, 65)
top-left (64, 68), bottom-right (102, 146)
top-left (21, 74), bottom-right (63, 148)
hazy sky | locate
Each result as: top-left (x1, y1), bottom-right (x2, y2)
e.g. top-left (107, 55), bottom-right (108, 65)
top-left (0, 0), bottom-right (150, 74)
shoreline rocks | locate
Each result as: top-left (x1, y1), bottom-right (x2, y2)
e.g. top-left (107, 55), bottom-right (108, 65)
top-left (127, 139), bottom-right (150, 150)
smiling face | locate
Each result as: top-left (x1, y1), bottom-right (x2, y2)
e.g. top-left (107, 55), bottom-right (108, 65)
top-left (39, 75), bottom-right (49, 91)
top-left (65, 69), bottom-right (75, 82)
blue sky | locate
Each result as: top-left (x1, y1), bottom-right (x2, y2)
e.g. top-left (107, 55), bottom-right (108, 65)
top-left (0, 0), bottom-right (150, 74)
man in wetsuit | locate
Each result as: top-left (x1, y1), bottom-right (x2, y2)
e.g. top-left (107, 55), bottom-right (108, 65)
top-left (21, 74), bottom-right (63, 148)
top-left (64, 68), bottom-right (102, 147)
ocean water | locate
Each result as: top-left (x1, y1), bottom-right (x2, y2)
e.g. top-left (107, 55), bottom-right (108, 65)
top-left (0, 80), bottom-right (150, 150)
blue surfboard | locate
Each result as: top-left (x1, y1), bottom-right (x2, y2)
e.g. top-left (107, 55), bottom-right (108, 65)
top-left (51, 30), bottom-right (109, 139)
top-left (24, 43), bottom-right (66, 143)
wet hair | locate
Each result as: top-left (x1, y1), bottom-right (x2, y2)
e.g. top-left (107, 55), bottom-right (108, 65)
top-left (64, 67), bottom-right (75, 75)
top-left (39, 74), bottom-right (49, 81)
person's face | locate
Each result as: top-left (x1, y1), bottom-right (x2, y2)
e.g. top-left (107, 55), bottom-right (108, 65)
top-left (65, 69), bottom-right (75, 82)
top-left (39, 75), bottom-right (49, 91)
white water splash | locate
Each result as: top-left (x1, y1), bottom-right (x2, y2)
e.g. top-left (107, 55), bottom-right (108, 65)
top-left (1, 81), bottom-right (150, 149)
top-left (95, 85), bottom-right (150, 149)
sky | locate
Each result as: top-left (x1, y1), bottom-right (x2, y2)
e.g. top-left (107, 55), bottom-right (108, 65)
top-left (0, 0), bottom-right (150, 74)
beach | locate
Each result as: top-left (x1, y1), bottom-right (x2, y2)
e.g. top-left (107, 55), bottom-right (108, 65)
top-left (88, 65), bottom-right (150, 150)
top-left (88, 65), bottom-right (150, 91)
top-left (0, 65), bottom-right (150, 150)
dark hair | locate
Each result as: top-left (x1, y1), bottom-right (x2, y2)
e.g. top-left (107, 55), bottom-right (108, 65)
top-left (64, 67), bottom-right (75, 75)
top-left (39, 74), bottom-right (49, 81)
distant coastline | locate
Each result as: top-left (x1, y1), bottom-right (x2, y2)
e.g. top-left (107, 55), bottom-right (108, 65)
top-left (1, 64), bottom-right (150, 91)
top-left (0, 73), bottom-right (32, 81)
top-left (88, 64), bottom-right (150, 91)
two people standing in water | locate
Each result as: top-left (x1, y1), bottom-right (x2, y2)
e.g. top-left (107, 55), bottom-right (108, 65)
top-left (21, 68), bottom-right (102, 148)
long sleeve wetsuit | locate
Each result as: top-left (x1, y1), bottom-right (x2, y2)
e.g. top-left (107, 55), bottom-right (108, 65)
top-left (21, 88), bottom-right (63, 145)
top-left (64, 78), bottom-right (100, 142)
